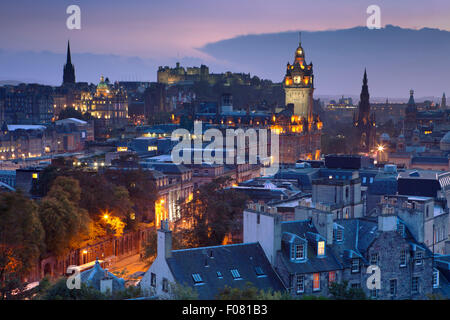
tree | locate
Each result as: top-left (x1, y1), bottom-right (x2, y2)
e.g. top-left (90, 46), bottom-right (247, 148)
top-left (216, 282), bottom-right (296, 300)
top-left (0, 191), bottom-right (44, 299)
top-left (58, 107), bottom-right (93, 121)
top-left (329, 281), bottom-right (367, 300)
top-left (168, 282), bottom-right (199, 300)
top-left (38, 176), bottom-right (91, 257)
top-left (174, 177), bottom-right (248, 248)
top-left (37, 277), bottom-right (105, 300)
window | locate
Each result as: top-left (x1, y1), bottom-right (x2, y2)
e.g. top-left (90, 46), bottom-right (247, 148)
top-left (192, 273), bottom-right (203, 284)
top-left (162, 278), bottom-right (168, 292)
top-left (412, 277), bottom-right (419, 293)
top-left (400, 249), bottom-right (407, 267)
top-left (254, 266), bottom-right (265, 277)
top-left (318, 241), bottom-right (325, 256)
top-left (217, 271), bottom-right (223, 278)
top-left (313, 273), bottom-right (320, 291)
top-left (335, 228), bottom-right (343, 242)
top-left (390, 279), bottom-right (397, 296)
top-left (369, 177), bottom-right (374, 184)
top-left (370, 253), bottom-right (379, 265)
top-left (351, 283), bottom-right (360, 289)
top-left (345, 187), bottom-right (349, 199)
top-left (415, 251), bottom-right (423, 266)
top-left (397, 223), bottom-right (405, 237)
top-left (433, 269), bottom-right (439, 288)
top-left (351, 259), bottom-right (360, 273)
top-left (257, 213), bottom-right (260, 224)
top-left (230, 269), bottom-right (241, 279)
top-left (362, 177), bottom-right (367, 184)
top-left (293, 244), bottom-right (305, 260)
top-left (150, 273), bottom-right (156, 287)
top-left (370, 289), bottom-right (378, 299)
top-left (296, 275), bottom-right (304, 293)
top-left (328, 271), bottom-right (336, 286)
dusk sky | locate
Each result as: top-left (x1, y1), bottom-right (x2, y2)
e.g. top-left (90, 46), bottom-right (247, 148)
top-left (1, 0), bottom-right (450, 96)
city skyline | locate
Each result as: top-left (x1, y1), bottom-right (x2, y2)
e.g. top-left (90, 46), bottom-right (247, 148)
top-left (1, 1), bottom-right (450, 97)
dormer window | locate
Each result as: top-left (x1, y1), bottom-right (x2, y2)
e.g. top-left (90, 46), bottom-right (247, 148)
top-left (291, 244), bottom-right (306, 261)
top-left (317, 241), bottom-right (325, 256)
top-left (334, 225), bottom-right (344, 242)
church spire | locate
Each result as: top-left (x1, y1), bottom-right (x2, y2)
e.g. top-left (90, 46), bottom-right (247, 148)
top-left (66, 40), bottom-right (72, 65)
top-left (63, 40), bottom-right (75, 85)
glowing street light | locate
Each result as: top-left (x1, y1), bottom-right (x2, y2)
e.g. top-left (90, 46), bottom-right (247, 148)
top-left (377, 145), bottom-right (385, 152)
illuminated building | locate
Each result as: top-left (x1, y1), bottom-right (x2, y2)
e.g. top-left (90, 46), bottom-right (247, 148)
top-left (74, 75), bottom-right (128, 139)
top-left (283, 34), bottom-right (314, 120)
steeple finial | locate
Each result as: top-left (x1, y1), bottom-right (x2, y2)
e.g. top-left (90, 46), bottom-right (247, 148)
top-left (67, 40), bottom-right (72, 65)
top-left (299, 32), bottom-right (301, 45)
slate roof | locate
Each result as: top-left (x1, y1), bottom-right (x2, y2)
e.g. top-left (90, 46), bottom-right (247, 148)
top-left (80, 260), bottom-right (125, 293)
top-left (278, 220), bottom-right (343, 274)
top-left (166, 242), bottom-right (285, 299)
top-left (277, 217), bottom-right (430, 276)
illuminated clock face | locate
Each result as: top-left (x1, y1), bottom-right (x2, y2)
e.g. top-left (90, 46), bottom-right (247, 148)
top-left (294, 76), bottom-right (302, 84)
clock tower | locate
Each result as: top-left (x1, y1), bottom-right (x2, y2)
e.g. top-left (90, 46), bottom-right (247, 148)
top-left (283, 36), bottom-right (314, 122)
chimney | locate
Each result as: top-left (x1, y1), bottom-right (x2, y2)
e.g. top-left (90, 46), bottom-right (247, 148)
top-left (157, 219), bottom-right (172, 259)
top-left (312, 210), bottom-right (334, 245)
top-left (378, 215), bottom-right (397, 232)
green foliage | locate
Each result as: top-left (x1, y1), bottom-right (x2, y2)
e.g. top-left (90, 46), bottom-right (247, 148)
top-left (168, 282), bottom-right (199, 300)
top-left (216, 282), bottom-right (295, 300)
top-left (38, 278), bottom-right (105, 300)
top-left (0, 191), bottom-right (44, 299)
top-left (329, 281), bottom-right (367, 300)
top-left (38, 176), bottom-right (91, 257)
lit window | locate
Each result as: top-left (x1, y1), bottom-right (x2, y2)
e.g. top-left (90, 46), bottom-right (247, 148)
top-left (32, 173), bottom-right (38, 179)
top-left (318, 241), bottom-right (325, 256)
top-left (296, 275), bottom-right (304, 293)
top-left (313, 273), bottom-right (320, 291)
top-left (217, 271), bottom-right (223, 278)
top-left (230, 269), bottom-right (241, 279)
top-left (328, 271), bottom-right (336, 286)
top-left (192, 273), bottom-right (203, 284)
